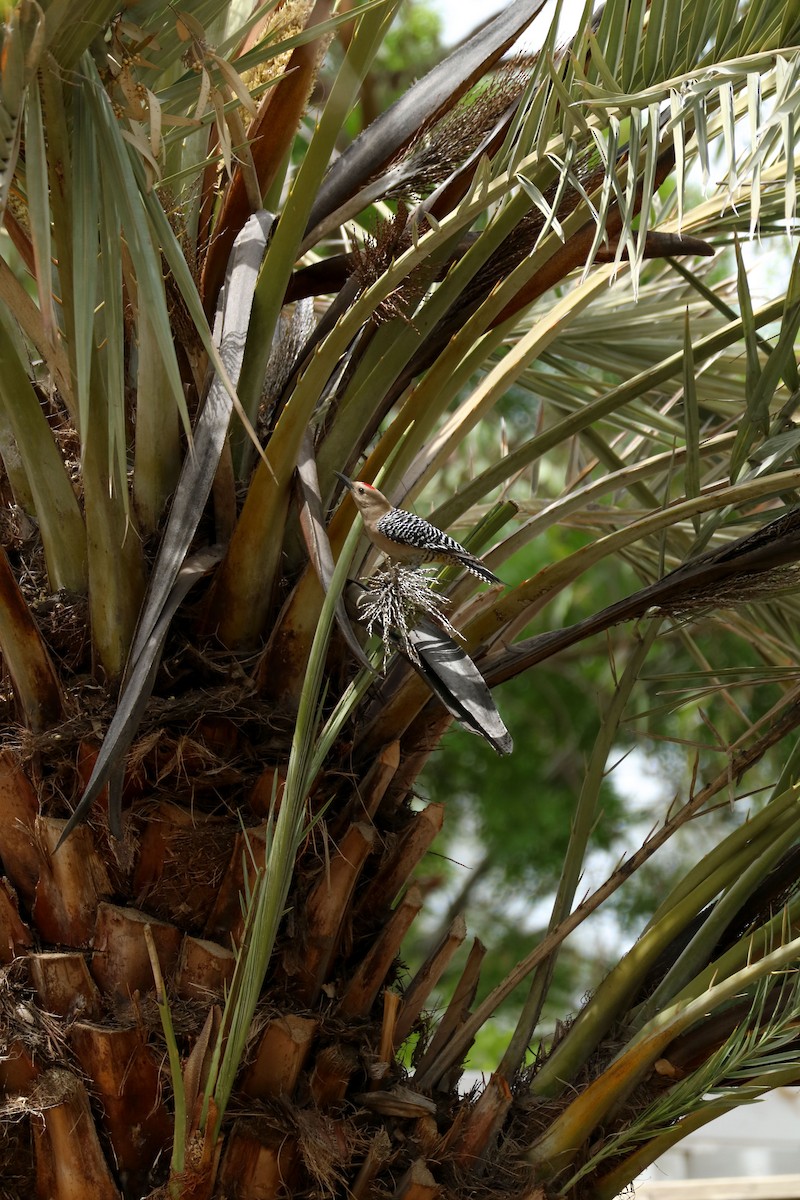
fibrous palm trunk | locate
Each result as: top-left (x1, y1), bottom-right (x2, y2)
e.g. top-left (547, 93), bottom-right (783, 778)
top-left (0, 655), bottom-right (522, 1199)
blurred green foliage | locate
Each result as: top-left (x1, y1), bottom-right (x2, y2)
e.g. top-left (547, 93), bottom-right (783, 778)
top-left (410, 517), bottom-right (793, 1065)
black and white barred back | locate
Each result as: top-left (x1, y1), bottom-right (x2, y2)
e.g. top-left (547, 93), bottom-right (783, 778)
top-left (376, 508), bottom-right (500, 584)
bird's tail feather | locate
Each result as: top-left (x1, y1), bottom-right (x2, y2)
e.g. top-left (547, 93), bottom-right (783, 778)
top-left (458, 554), bottom-right (501, 585)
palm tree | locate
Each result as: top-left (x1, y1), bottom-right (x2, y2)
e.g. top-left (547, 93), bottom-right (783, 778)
top-left (2, 0), bottom-right (800, 1197)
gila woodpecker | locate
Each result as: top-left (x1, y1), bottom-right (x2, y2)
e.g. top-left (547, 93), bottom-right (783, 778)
top-left (335, 473), bottom-right (501, 585)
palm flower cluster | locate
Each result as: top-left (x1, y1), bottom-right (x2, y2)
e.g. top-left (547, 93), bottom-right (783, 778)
top-left (354, 564), bottom-right (462, 666)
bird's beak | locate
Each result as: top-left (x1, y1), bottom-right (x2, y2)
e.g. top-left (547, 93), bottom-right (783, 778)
top-left (334, 471), bottom-right (353, 489)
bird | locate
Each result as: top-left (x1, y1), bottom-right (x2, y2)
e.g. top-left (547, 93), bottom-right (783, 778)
top-left (335, 472), bottom-right (501, 585)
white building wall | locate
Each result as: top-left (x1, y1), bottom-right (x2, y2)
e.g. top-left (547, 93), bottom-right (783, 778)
top-left (638, 1089), bottom-right (800, 1191)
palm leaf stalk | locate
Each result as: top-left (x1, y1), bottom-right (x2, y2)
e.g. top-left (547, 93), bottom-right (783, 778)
top-left (2, 1), bottom-right (800, 1198)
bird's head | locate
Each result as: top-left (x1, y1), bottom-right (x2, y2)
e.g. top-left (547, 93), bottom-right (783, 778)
top-left (334, 472), bottom-right (392, 519)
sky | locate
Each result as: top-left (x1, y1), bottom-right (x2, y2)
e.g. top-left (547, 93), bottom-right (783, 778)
top-left (429, 0), bottom-right (500, 43)
top-left (428, 0), bottom-right (586, 52)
